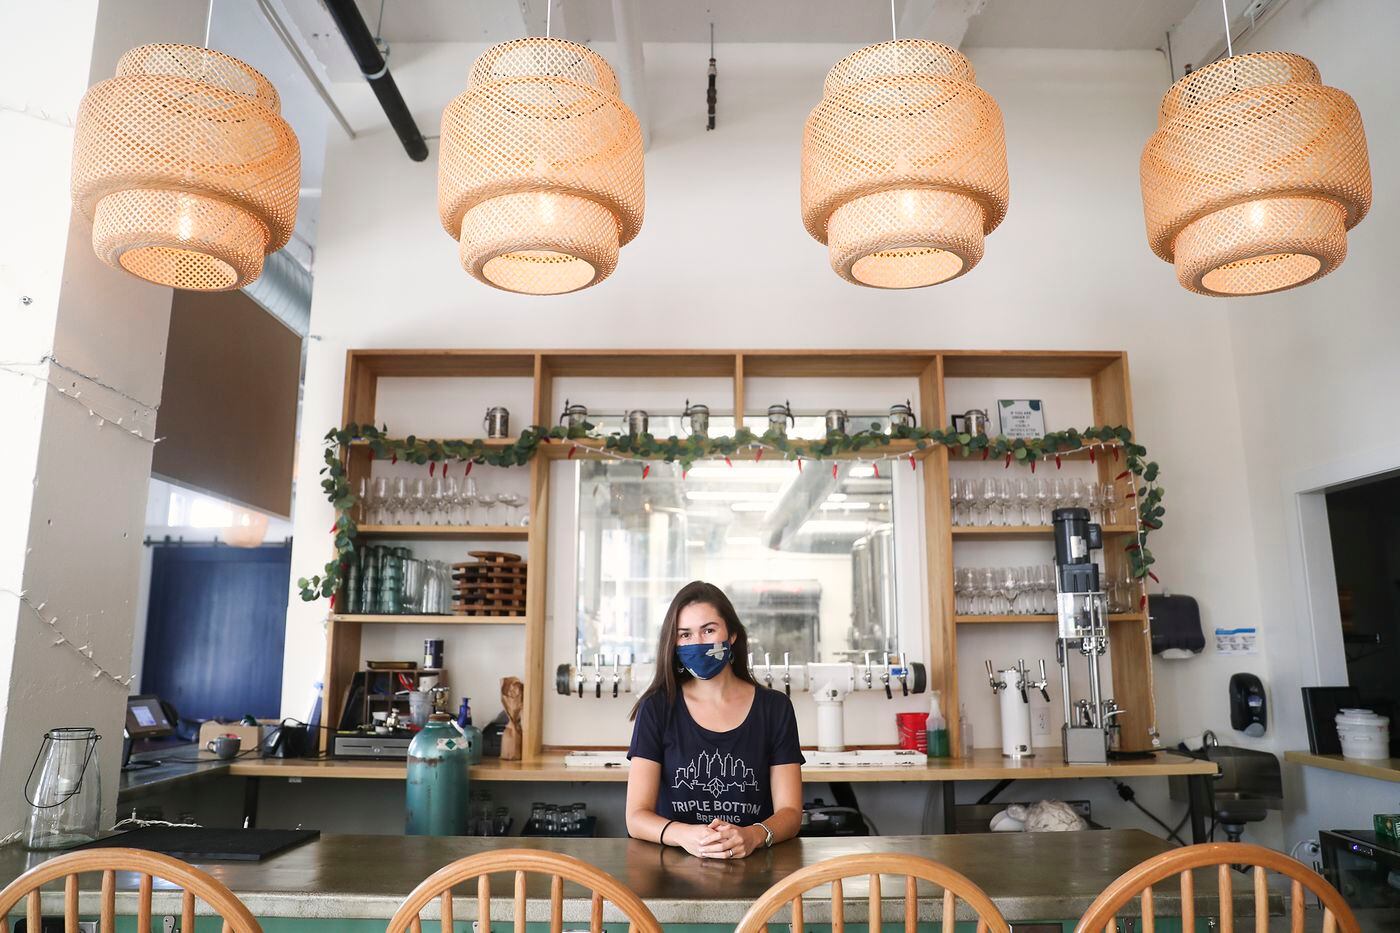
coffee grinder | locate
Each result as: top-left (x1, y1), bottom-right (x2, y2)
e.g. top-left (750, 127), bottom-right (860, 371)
top-left (1052, 507), bottom-right (1123, 763)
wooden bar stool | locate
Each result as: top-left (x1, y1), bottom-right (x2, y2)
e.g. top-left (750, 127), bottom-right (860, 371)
top-left (386, 848), bottom-right (661, 933)
top-left (1073, 841), bottom-right (1358, 933)
top-left (0, 847), bottom-right (261, 933)
top-left (734, 852), bottom-right (1010, 933)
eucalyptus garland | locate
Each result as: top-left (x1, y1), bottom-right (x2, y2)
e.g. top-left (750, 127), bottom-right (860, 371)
top-left (299, 422), bottom-right (1164, 604)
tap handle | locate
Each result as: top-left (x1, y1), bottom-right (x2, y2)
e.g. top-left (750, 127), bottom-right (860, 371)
top-left (985, 659), bottom-right (1000, 691)
top-left (783, 652), bottom-right (791, 697)
top-left (899, 651), bottom-right (909, 696)
top-left (613, 679), bottom-right (619, 699)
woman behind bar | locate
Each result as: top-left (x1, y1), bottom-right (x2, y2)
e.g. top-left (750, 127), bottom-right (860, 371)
top-left (625, 581), bottom-right (804, 857)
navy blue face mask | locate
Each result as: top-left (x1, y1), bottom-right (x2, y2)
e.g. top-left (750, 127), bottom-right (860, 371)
top-left (676, 640), bottom-right (732, 679)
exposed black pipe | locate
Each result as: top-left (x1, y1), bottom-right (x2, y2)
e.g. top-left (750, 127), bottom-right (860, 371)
top-left (323, 0), bottom-right (429, 162)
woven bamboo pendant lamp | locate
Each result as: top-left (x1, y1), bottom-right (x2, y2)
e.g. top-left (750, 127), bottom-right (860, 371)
top-left (1141, 52), bottom-right (1371, 297)
top-left (801, 40), bottom-right (1009, 289)
top-left (438, 38), bottom-right (645, 295)
top-left (71, 44), bottom-right (300, 291)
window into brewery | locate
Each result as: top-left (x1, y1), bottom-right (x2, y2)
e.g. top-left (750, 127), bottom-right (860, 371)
top-left (574, 458), bottom-right (898, 666)
top-left (1325, 469), bottom-right (1400, 755)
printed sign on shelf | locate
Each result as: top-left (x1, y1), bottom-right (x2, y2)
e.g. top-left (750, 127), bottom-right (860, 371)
top-left (998, 399), bottom-right (1046, 439)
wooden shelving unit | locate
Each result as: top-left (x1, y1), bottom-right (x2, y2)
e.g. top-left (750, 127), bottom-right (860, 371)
top-left (950, 525), bottom-right (1138, 540)
top-left (330, 614), bottom-right (525, 625)
top-left (327, 349), bottom-right (1156, 758)
top-left (355, 525), bottom-right (528, 540)
top-left (955, 612), bottom-right (1147, 625)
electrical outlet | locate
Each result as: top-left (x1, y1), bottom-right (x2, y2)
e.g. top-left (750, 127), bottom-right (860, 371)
top-left (1033, 708), bottom-right (1050, 735)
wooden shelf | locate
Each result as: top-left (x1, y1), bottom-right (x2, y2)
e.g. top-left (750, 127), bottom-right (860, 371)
top-left (948, 443), bottom-right (1124, 462)
top-left (952, 525), bottom-right (1138, 540)
top-left (349, 437), bottom-right (521, 449)
top-left (536, 437), bottom-right (935, 461)
top-left (1284, 750), bottom-right (1400, 783)
top-left (956, 612), bottom-right (1146, 624)
top-left (355, 524), bottom-right (528, 539)
top-left (331, 614), bottom-right (525, 624)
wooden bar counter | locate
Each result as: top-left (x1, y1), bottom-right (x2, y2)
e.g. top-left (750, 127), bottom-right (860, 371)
top-left (1, 830), bottom-right (1263, 927)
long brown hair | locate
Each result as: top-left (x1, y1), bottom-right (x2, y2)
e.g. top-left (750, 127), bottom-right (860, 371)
top-left (629, 580), bottom-right (757, 720)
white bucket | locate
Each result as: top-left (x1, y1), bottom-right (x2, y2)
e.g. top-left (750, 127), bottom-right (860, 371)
top-left (1336, 708), bottom-right (1390, 761)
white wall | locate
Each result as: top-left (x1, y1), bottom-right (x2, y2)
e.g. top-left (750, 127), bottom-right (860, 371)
top-left (1223, 0), bottom-right (1400, 849)
top-left (285, 38), bottom-right (1281, 838)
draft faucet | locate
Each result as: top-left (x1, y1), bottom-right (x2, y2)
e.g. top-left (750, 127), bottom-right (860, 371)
top-left (782, 652), bottom-right (791, 697)
top-left (898, 651), bottom-right (909, 697)
top-left (763, 652), bottom-right (774, 689)
top-left (593, 652), bottom-right (603, 699)
top-left (880, 654), bottom-right (892, 699)
top-left (863, 651), bottom-right (874, 690)
top-left (611, 654), bottom-right (620, 699)
top-left (576, 648), bottom-right (584, 699)
top-left (986, 659), bottom-right (1005, 694)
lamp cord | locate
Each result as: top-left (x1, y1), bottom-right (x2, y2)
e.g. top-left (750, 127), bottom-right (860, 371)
top-left (1220, 0), bottom-right (1234, 57)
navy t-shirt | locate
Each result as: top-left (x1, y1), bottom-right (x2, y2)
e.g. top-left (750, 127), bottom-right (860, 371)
top-left (627, 684), bottom-right (805, 826)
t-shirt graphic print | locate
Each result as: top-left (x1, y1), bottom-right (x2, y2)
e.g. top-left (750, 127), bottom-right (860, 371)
top-left (628, 684), bottom-right (805, 826)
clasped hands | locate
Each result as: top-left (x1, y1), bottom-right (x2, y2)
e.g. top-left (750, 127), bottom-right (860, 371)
top-left (671, 819), bottom-right (765, 859)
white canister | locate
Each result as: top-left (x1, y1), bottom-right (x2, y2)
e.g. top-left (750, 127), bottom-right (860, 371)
top-left (995, 669), bottom-right (1034, 759)
top-left (1336, 708), bottom-right (1390, 760)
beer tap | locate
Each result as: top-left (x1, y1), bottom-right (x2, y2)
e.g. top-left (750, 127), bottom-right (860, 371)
top-left (986, 659), bottom-right (1005, 694)
top-left (863, 651), bottom-right (874, 691)
top-left (611, 654), bottom-right (620, 699)
top-left (782, 653), bottom-right (791, 697)
top-left (898, 651), bottom-right (909, 697)
top-left (1030, 659), bottom-right (1051, 702)
top-left (880, 654), bottom-right (893, 699)
top-left (576, 647), bottom-right (584, 699)
top-left (763, 652), bottom-right (774, 690)
top-left (1016, 659), bottom-right (1031, 703)
top-left (593, 653), bottom-right (603, 699)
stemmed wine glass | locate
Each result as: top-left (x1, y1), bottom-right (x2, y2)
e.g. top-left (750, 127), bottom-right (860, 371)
top-left (980, 478), bottom-right (999, 527)
top-left (950, 480), bottom-right (966, 526)
top-left (442, 477), bottom-right (461, 524)
top-left (1086, 482), bottom-right (1103, 524)
top-left (499, 493), bottom-right (525, 526)
top-left (1035, 478), bottom-right (1051, 525)
top-left (1103, 484), bottom-right (1119, 525)
top-left (1016, 478), bottom-right (1032, 526)
top-left (390, 477), bottom-right (409, 525)
top-left (1000, 566), bottom-right (1022, 614)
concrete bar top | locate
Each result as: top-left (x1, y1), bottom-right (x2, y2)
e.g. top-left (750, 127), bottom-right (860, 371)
top-left (0, 830), bottom-right (1267, 923)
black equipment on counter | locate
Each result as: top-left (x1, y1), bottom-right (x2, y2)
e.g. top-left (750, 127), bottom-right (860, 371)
top-left (799, 798), bottom-right (869, 837)
top-left (1229, 673), bottom-right (1268, 736)
top-left (1303, 686), bottom-right (1361, 755)
top-left (1320, 830), bottom-right (1400, 911)
top-left (1148, 593), bottom-right (1205, 656)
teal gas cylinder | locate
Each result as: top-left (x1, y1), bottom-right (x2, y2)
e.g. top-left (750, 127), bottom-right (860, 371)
top-left (405, 713), bottom-right (470, 835)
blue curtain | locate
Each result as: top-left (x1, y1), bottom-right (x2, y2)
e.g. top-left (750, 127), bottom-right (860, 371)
top-left (141, 544), bottom-right (290, 724)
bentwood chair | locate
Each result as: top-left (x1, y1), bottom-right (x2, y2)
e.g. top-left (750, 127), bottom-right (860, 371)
top-left (386, 848), bottom-right (661, 933)
top-left (1073, 842), bottom-right (1359, 933)
top-left (0, 847), bottom-right (261, 933)
top-left (733, 852), bottom-right (1010, 933)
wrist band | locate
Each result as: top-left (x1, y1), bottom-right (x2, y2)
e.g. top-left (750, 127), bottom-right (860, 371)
top-left (659, 820), bottom-right (676, 845)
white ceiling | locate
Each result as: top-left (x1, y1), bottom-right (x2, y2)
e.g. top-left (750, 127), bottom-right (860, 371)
top-left (350, 0), bottom-right (1197, 49)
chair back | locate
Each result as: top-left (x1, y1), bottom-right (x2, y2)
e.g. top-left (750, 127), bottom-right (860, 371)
top-left (0, 846), bottom-right (261, 933)
top-left (1073, 841), bottom-right (1358, 933)
top-left (385, 848), bottom-right (661, 933)
top-left (733, 851), bottom-right (1010, 933)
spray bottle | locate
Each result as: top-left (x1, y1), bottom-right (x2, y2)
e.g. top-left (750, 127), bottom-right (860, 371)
top-left (926, 690), bottom-right (950, 758)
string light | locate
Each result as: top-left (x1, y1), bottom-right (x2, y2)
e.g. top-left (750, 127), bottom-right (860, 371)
top-left (0, 589), bottom-right (136, 689)
top-left (0, 356), bottom-right (160, 444)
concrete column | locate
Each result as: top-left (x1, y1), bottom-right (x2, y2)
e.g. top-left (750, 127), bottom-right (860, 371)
top-left (0, 1), bottom-right (208, 837)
